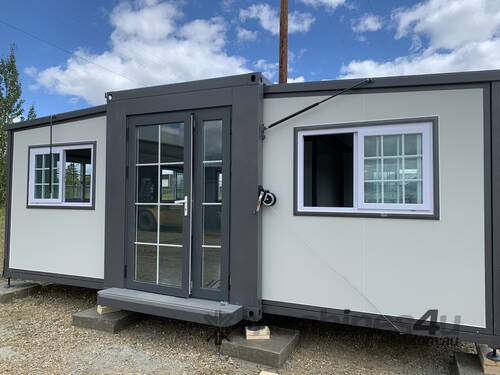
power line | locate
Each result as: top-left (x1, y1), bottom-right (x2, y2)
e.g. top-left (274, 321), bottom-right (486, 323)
top-left (0, 18), bottom-right (144, 86)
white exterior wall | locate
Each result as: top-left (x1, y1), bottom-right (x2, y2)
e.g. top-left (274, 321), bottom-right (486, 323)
top-left (9, 116), bottom-right (106, 279)
top-left (262, 88), bottom-right (486, 328)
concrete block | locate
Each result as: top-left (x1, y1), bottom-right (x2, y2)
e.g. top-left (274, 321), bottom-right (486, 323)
top-left (72, 307), bottom-right (138, 333)
top-left (221, 326), bottom-right (299, 368)
top-left (454, 352), bottom-right (484, 375)
top-left (0, 281), bottom-right (41, 303)
top-left (476, 344), bottom-right (500, 375)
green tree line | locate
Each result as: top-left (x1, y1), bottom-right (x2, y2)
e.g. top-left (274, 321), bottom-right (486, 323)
top-left (1, 46), bottom-right (37, 206)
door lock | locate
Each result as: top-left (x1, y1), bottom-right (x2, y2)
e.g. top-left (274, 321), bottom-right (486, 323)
top-left (174, 195), bottom-right (189, 216)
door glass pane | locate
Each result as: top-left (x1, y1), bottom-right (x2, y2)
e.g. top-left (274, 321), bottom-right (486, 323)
top-left (159, 205), bottom-right (183, 245)
top-left (202, 247), bottom-right (221, 289)
top-left (204, 120), bottom-right (222, 161)
top-left (161, 123), bottom-right (184, 163)
top-left (137, 166), bottom-right (158, 203)
top-left (203, 205), bottom-right (221, 246)
top-left (135, 245), bottom-right (157, 283)
top-left (161, 166), bottom-right (183, 203)
top-left (136, 205), bottom-right (157, 243)
top-left (159, 246), bottom-right (183, 287)
top-left (137, 125), bottom-right (158, 164)
top-left (204, 165), bottom-right (222, 203)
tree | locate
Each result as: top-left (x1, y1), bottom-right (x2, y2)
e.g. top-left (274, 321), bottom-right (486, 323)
top-left (0, 45), bottom-right (36, 206)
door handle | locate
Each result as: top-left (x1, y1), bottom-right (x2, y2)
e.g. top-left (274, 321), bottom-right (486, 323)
top-left (174, 195), bottom-right (189, 216)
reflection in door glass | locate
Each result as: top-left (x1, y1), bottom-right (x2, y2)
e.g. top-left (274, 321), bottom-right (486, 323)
top-left (201, 119), bottom-right (223, 290)
top-left (136, 205), bottom-right (157, 244)
top-left (161, 166), bottom-right (184, 202)
top-left (159, 246), bottom-right (183, 287)
top-left (134, 122), bottom-right (186, 288)
top-left (137, 125), bottom-right (158, 164)
top-left (203, 120), bottom-right (222, 161)
top-left (135, 245), bottom-right (157, 283)
top-left (161, 123), bottom-right (184, 163)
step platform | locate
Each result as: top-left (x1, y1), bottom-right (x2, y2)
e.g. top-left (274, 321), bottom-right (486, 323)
top-left (97, 288), bottom-right (243, 327)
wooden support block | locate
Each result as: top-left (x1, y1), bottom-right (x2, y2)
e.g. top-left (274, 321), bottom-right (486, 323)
top-left (97, 305), bottom-right (121, 315)
top-left (476, 343), bottom-right (500, 375)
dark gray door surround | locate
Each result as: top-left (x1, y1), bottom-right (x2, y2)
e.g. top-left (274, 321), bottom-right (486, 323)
top-left (104, 73), bottom-right (266, 321)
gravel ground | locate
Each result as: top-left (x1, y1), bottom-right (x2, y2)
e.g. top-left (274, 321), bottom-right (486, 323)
top-left (0, 209), bottom-right (476, 374)
top-left (0, 285), bottom-right (475, 375)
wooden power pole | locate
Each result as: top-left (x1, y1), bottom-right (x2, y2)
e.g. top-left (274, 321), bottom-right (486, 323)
top-left (279, 0), bottom-right (288, 84)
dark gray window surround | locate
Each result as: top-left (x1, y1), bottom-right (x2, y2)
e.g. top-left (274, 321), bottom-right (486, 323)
top-left (3, 70), bottom-right (500, 345)
top-left (293, 118), bottom-right (440, 220)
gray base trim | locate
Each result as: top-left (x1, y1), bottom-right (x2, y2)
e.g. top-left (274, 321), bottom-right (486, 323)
top-left (4, 268), bottom-right (104, 289)
top-left (262, 300), bottom-right (500, 346)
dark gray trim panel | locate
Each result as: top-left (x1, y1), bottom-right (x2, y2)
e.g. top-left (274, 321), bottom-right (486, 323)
top-left (4, 268), bottom-right (104, 289)
top-left (6, 105), bottom-right (106, 131)
top-left (293, 117), bottom-right (440, 220)
top-left (262, 300), bottom-right (500, 346)
top-left (2, 131), bottom-right (13, 278)
top-left (104, 73), bottom-right (265, 321)
top-left (491, 81), bottom-right (500, 336)
top-left (265, 69), bottom-right (500, 96)
top-left (108, 72), bottom-right (270, 102)
top-left (25, 141), bottom-right (97, 210)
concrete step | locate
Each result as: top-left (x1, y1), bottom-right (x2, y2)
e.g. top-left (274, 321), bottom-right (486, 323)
top-left (221, 326), bottom-right (299, 368)
top-left (0, 281), bottom-right (42, 303)
top-left (72, 307), bottom-right (138, 333)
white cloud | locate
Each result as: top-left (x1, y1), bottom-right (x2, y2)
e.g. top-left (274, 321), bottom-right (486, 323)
top-left (299, 0), bottom-right (345, 10)
top-left (29, 0), bottom-right (249, 105)
top-left (341, 0), bottom-right (500, 78)
top-left (239, 3), bottom-right (315, 35)
top-left (351, 14), bottom-right (383, 33)
top-left (237, 27), bottom-right (258, 42)
top-left (288, 76), bottom-right (305, 83)
top-left (255, 59), bottom-right (278, 80)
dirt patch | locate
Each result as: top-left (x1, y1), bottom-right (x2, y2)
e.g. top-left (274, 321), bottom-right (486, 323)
top-left (0, 284), bottom-right (475, 374)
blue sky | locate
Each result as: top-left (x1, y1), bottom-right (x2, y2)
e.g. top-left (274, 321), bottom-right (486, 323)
top-left (1, 0), bottom-right (500, 117)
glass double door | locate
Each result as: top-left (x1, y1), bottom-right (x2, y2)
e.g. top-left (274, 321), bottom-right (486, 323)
top-left (127, 108), bottom-right (229, 300)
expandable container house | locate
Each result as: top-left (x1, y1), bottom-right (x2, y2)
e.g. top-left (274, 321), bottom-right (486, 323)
top-left (4, 70), bottom-right (500, 345)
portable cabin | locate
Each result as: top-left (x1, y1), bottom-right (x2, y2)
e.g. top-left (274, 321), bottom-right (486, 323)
top-left (3, 70), bottom-right (500, 346)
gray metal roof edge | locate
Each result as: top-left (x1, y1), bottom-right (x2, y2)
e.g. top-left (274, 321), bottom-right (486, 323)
top-left (106, 72), bottom-right (270, 102)
top-left (5, 104), bottom-right (107, 131)
top-left (264, 69), bottom-right (500, 95)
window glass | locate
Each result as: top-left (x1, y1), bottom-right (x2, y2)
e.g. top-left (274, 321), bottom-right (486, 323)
top-left (303, 133), bottom-right (354, 208)
top-left (29, 145), bottom-right (94, 207)
top-left (298, 123), bottom-right (433, 214)
top-left (33, 153), bottom-right (59, 200)
top-left (363, 134), bottom-right (423, 205)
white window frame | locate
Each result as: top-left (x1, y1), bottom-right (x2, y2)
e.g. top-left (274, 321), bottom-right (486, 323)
top-left (28, 143), bottom-right (95, 208)
top-left (296, 121), bottom-right (435, 216)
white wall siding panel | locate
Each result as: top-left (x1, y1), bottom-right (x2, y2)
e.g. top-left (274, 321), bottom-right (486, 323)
top-left (9, 116), bottom-right (106, 279)
top-left (262, 88), bottom-right (486, 328)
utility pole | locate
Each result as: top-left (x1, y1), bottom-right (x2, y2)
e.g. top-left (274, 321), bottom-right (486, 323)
top-left (279, 0), bottom-right (288, 84)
